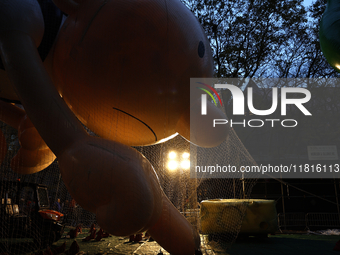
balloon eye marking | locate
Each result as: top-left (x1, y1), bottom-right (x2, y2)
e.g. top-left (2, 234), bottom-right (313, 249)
top-left (198, 41), bottom-right (205, 58)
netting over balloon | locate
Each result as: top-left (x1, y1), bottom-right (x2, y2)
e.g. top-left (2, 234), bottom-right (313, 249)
top-left (0, 0), bottom-right (260, 253)
top-left (0, 111), bottom-right (259, 253)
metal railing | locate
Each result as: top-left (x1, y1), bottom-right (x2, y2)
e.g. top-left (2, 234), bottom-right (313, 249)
top-left (278, 212), bottom-right (340, 231)
top-left (278, 212), bottom-right (307, 230)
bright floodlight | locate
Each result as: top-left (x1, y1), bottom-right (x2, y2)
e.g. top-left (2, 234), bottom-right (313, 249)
top-left (180, 160), bottom-right (190, 170)
top-left (167, 160), bottom-right (178, 171)
top-left (168, 151), bottom-right (177, 159)
top-left (182, 152), bottom-right (190, 159)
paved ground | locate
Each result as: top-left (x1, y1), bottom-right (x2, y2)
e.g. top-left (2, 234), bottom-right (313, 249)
top-left (49, 229), bottom-right (340, 255)
top-left (212, 234), bottom-right (340, 255)
top-left (2, 228), bottom-right (340, 254)
top-left (52, 228), bottom-right (171, 255)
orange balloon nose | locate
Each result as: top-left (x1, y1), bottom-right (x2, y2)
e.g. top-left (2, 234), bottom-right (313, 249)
top-left (53, 0), bottom-right (213, 146)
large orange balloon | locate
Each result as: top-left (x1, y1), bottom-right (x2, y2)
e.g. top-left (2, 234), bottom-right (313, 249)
top-left (0, 100), bottom-right (55, 174)
top-left (0, 0), bottom-right (228, 254)
top-left (52, 0), bottom-right (214, 146)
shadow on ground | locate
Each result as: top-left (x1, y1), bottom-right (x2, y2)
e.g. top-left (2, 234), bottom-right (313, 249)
top-left (210, 234), bottom-right (340, 255)
top-left (2, 228), bottom-right (340, 254)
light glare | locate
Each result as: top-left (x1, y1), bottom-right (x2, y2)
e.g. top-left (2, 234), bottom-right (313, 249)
top-left (182, 152), bottom-right (190, 159)
top-left (181, 160), bottom-right (190, 170)
top-left (167, 160), bottom-right (178, 171)
top-left (168, 151), bottom-right (177, 159)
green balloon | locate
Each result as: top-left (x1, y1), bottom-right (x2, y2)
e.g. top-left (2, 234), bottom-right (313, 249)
top-left (320, 0), bottom-right (340, 73)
